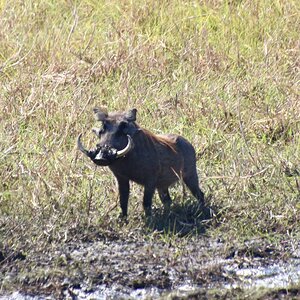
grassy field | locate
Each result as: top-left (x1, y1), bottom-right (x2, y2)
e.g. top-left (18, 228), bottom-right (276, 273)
top-left (0, 0), bottom-right (300, 297)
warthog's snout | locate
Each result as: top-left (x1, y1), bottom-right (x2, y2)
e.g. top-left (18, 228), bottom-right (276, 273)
top-left (77, 133), bottom-right (133, 166)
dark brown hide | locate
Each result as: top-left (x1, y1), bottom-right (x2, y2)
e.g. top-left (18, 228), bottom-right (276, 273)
top-left (78, 108), bottom-right (205, 217)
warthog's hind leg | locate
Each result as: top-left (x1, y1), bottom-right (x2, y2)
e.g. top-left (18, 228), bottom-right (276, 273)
top-left (183, 172), bottom-right (205, 206)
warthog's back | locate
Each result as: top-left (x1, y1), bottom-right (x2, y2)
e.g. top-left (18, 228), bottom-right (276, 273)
top-left (156, 134), bottom-right (198, 186)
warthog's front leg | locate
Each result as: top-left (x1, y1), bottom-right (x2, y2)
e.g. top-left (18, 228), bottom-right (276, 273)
top-left (116, 176), bottom-right (130, 217)
top-left (158, 188), bottom-right (172, 214)
top-left (143, 182), bottom-right (156, 217)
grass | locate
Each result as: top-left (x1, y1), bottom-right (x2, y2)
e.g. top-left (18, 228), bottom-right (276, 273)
top-left (0, 0), bottom-right (300, 295)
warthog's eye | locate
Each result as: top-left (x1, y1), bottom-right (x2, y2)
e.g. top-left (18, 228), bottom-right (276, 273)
top-left (118, 121), bottom-right (128, 132)
top-left (100, 121), bottom-right (108, 133)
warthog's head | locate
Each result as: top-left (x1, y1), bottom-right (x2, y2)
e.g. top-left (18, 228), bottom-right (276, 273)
top-left (78, 108), bottom-right (138, 166)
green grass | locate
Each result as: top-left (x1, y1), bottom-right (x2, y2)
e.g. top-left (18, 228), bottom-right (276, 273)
top-left (0, 0), bottom-right (299, 257)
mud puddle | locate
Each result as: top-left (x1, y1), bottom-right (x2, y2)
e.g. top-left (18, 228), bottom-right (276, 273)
top-left (1, 237), bottom-right (300, 299)
top-left (60, 258), bottom-right (300, 299)
top-left (225, 258), bottom-right (300, 290)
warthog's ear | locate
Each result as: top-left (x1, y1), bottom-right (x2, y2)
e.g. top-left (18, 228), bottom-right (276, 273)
top-left (93, 107), bottom-right (108, 121)
top-left (125, 108), bottom-right (137, 122)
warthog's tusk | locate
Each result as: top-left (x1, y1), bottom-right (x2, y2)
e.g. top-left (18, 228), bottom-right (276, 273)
top-left (77, 134), bottom-right (90, 156)
top-left (116, 135), bottom-right (133, 158)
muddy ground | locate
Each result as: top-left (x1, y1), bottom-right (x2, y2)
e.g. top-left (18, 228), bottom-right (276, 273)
top-left (1, 223), bottom-right (300, 300)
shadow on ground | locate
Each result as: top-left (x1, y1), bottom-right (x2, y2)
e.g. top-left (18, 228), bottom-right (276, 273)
top-left (146, 198), bottom-right (214, 236)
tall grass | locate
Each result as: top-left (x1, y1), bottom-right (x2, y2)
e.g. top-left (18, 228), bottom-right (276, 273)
top-left (0, 0), bottom-right (299, 252)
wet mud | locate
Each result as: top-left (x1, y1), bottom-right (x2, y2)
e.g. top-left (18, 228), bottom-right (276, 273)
top-left (1, 232), bottom-right (300, 299)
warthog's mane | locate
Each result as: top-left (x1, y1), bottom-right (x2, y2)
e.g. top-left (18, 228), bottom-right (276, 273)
top-left (141, 128), bottom-right (177, 153)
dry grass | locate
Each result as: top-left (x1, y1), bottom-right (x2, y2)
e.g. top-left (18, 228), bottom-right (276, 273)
top-left (0, 0), bottom-right (299, 264)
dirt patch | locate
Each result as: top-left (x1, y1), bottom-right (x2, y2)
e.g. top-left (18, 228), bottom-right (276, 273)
top-left (1, 231), bottom-right (300, 299)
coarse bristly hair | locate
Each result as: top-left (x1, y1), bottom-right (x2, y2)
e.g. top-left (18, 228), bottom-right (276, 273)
top-left (141, 128), bottom-right (177, 153)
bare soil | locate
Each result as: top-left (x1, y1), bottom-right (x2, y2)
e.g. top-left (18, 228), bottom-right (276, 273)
top-left (1, 225), bottom-right (300, 299)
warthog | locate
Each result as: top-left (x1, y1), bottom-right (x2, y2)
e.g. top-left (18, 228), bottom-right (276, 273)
top-left (78, 108), bottom-right (205, 217)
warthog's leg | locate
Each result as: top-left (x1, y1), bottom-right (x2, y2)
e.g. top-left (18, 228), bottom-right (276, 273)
top-left (143, 182), bottom-right (156, 217)
top-left (158, 188), bottom-right (172, 212)
top-left (116, 176), bottom-right (130, 217)
top-left (183, 172), bottom-right (205, 206)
